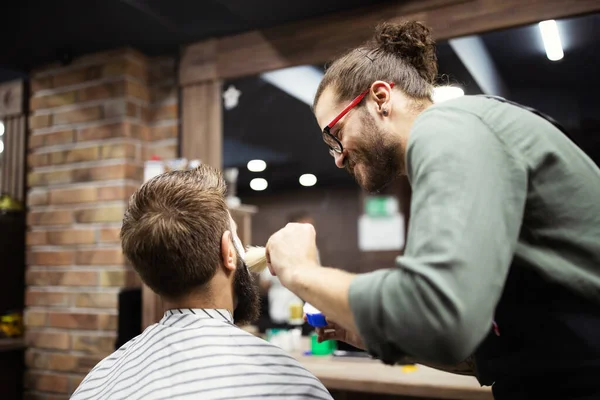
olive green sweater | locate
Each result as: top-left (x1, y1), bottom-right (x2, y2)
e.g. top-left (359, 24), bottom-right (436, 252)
top-left (349, 96), bottom-right (600, 366)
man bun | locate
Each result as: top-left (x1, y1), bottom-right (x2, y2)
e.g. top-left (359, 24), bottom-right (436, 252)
top-left (374, 21), bottom-right (438, 84)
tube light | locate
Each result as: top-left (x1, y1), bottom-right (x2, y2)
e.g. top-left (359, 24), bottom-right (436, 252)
top-left (539, 20), bottom-right (563, 61)
top-left (432, 86), bottom-right (464, 103)
top-left (299, 174), bottom-right (317, 187)
top-left (250, 178), bottom-right (268, 191)
top-left (247, 159), bottom-right (267, 172)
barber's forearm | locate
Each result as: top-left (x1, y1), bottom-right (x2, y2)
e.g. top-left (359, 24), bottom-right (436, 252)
top-left (286, 264), bottom-right (358, 333)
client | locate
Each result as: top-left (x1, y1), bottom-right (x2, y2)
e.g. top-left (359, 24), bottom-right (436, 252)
top-left (71, 165), bottom-right (332, 400)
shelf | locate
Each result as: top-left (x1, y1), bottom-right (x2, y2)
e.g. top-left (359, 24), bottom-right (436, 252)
top-left (0, 338), bottom-right (25, 352)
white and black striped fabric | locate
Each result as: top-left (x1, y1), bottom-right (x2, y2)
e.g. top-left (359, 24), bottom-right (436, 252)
top-left (71, 308), bottom-right (332, 400)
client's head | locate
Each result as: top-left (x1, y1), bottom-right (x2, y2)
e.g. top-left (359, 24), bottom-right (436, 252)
top-left (120, 164), bottom-right (260, 325)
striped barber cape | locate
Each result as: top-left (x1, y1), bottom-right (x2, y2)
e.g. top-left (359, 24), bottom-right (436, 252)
top-left (71, 308), bottom-right (332, 400)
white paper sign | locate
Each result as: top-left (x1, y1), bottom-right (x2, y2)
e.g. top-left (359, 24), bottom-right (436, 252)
top-left (358, 213), bottom-right (405, 251)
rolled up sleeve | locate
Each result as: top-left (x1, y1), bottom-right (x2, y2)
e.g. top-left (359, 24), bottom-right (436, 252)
top-left (349, 106), bottom-right (528, 365)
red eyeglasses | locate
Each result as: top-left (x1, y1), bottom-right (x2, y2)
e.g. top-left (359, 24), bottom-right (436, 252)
top-left (322, 82), bottom-right (395, 154)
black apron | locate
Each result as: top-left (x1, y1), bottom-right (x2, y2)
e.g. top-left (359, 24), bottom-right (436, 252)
top-left (473, 97), bottom-right (600, 399)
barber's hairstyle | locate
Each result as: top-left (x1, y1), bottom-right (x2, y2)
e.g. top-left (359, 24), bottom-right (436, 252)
top-left (120, 164), bottom-right (230, 300)
top-left (314, 21), bottom-right (437, 107)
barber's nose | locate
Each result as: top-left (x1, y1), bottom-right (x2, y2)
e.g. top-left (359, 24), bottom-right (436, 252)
top-left (334, 151), bottom-right (346, 169)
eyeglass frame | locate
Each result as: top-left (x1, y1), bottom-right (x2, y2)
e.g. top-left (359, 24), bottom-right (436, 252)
top-left (322, 82), bottom-right (395, 154)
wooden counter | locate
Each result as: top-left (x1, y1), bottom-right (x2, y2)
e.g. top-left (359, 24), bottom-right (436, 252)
top-left (292, 351), bottom-right (492, 400)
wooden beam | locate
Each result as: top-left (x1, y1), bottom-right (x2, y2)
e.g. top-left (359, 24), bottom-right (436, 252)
top-left (180, 0), bottom-right (600, 82)
top-left (180, 81), bottom-right (223, 168)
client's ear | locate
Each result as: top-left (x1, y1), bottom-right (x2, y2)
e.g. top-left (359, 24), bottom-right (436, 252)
top-left (220, 231), bottom-right (237, 272)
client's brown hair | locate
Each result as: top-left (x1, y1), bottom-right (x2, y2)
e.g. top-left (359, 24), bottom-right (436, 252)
top-left (121, 164), bottom-right (230, 300)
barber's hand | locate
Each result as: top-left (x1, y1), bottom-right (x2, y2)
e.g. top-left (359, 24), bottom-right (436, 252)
top-left (265, 223), bottom-right (320, 287)
top-left (313, 317), bottom-right (365, 350)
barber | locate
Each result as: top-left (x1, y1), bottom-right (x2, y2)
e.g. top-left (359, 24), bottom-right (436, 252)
top-left (265, 20), bottom-right (600, 399)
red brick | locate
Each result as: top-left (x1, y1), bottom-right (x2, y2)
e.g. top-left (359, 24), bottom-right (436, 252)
top-left (30, 114), bottom-right (52, 129)
top-left (30, 130), bottom-right (76, 149)
top-left (99, 227), bottom-right (121, 243)
top-left (29, 152), bottom-right (50, 167)
top-left (130, 122), bottom-right (149, 140)
top-left (28, 170), bottom-right (72, 187)
top-left (74, 204), bottom-right (124, 223)
top-left (100, 142), bottom-right (136, 160)
top-left (74, 292), bottom-right (118, 308)
top-left (76, 80), bottom-right (126, 102)
top-left (76, 248), bottom-right (123, 265)
top-left (31, 76), bottom-right (53, 92)
top-left (25, 311), bottom-right (47, 327)
top-left (71, 333), bottom-right (116, 354)
top-left (99, 270), bottom-right (127, 287)
top-left (97, 185), bottom-right (136, 201)
top-left (52, 108), bottom-right (99, 127)
top-left (27, 231), bottom-right (48, 246)
top-left (104, 99), bottom-right (129, 118)
top-left (149, 124), bottom-right (177, 140)
top-left (102, 59), bottom-right (147, 82)
top-left (125, 80), bottom-right (150, 102)
top-left (145, 142), bottom-right (177, 160)
top-left (28, 134), bottom-right (46, 149)
top-left (49, 187), bottom-right (97, 204)
top-left (53, 66), bottom-right (101, 88)
top-left (25, 331), bottom-right (70, 350)
top-left (28, 190), bottom-right (49, 206)
top-left (31, 91), bottom-right (76, 110)
top-left (28, 210), bottom-right (73, 226)
top-left (48, 312), bottom-right (116, 330)
top-left (26, 270), bottom-right (97, 286)
top-left (25, 371), bottom-right (69, 393)
top-left (48, 312), bottom-right (97, 329)
top-left (48, 146), bottom-right (100, 165)
top-left (76, 122), bottom-right (128, 141)
top-left (52, 106), bottom-right (103, 126)
top-left (71, 164), bottom-right (126, 183)
top-left (26, 350), bottom-right (103, 374)
top-left (69, 375), bottom-right (85, 393)
top-left (150, 85), bottom-right (176, 103)
top-left (26, 291), bottom-right (71, 307)
top-left (127, 102), bottom-right (138, 118)
top-left (47, 229), bottom-right (96, 245)
top-left (148, 103), bottom-right (177, 122)
top-left (28, 251), bottom-right (75, 266)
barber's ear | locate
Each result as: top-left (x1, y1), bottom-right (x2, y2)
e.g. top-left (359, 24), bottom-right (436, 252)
top-left (370, 81), bottom-right (392, 116)
top-left (220, 231), bottom-right (237, 272)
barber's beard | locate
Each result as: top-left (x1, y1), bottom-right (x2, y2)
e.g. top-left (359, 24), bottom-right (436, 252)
top-left (231, 252), bottom-right (260, 326)
top-left (345, 112), bottom-right (404, 193)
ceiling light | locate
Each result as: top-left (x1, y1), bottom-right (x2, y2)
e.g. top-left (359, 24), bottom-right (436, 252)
top-left (261, 66), bottom-right (324, 106)
top-left (247, 159), bottom-right (267, 172)
top-left (0, 121), bottom-right (4, 137)
top-left (299, 174), bottom-right (317, 187)
top-left (432, 86), bottom-right (464, 103)
top-left (539, 20), bottom-right (563, 61)
top-left (250, 178), bottom-right (268, 191)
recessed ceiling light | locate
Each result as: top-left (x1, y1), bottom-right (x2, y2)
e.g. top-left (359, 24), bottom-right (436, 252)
top-left (432, 86), bottom-right (464, 103)
top-left (299, 174), bottom-right (317, 187)
top-left (250, 178), bottom-right (268, 191)
top-left (247, 159), bottom-right (267, 172)
top-left (539, 20), bottom-right (563, 61)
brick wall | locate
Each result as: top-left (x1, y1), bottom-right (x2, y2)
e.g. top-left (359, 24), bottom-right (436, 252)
top-left (24, 48), bottom-right (178, 399)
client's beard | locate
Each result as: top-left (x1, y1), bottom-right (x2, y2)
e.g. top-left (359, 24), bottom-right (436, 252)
top-left (232, 251), bottom-right (261, 326)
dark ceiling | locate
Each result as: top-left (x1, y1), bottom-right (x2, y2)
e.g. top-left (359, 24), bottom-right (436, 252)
top-left (0, 0), bottom-right (393, 75)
